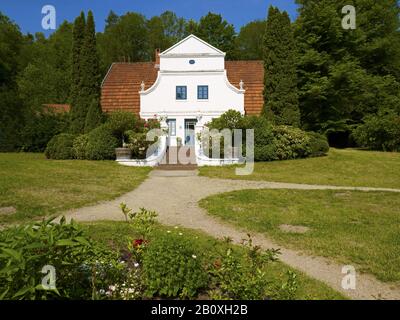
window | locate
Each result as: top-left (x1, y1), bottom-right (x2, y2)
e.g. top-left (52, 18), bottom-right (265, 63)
top-left (167, 119), bottom-right (176, 136)
top-left (176, 86), bottom-right (187, 100)
top-left (197, 85), bottom-right (208, 100)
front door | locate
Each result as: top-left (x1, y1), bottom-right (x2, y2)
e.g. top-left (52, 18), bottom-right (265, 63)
top-left (184, 119), bottom-right (197, 146)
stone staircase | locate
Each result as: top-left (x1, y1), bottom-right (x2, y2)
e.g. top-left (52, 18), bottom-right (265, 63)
top-left (156, 146), bottom-right (198, 170)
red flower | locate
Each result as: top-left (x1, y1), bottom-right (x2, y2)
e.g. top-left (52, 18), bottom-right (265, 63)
top-left (144, 122), bottom-right (149, 128)
top-left (133, 239), bottom-right (144, 247)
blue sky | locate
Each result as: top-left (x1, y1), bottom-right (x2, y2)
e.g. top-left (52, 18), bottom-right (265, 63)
top-left (1, 0), bottom-right (298, 36)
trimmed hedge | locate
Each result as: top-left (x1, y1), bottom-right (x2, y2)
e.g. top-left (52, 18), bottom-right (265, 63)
top-left (73, 134), bottom-right (89, 160)
top-left (85, 125), bottom-right (119, 160)
top-left (45, 133), bottom-right (76, 159)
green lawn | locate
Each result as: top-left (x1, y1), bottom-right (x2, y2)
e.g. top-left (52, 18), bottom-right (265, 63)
top-left (83, 221), bottom-right (345, 300)
top-left (200, 189), bottom-right (400, 283)
top-left (0, 153), bottom-right (151, 223)
top-left (199, 149), bottom-right (400, 189)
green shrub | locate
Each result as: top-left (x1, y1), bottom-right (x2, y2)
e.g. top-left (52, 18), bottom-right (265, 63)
top-left (353, 112), bottom-right (400, 151)
top-left (85, 125), bottom-right (119, 160)
top-left (272, 125), bottom-right (310, 160)
top-left (45, 133), bottom-right (76, 159)
top-left (243, 116), bottom-right (277, 161)
top-left (106, 111), bottom-right (138, 144)
top-left (142, 229), bottom-right (208, 298)
top-left (0, 217), bottom-right (123, 300)
top-left (306, 132), bottom-right (329, 157)
top-left (73, 134), bottom-right (89, 159)
top-left (125, 130), bottom-right (159, 159)
top-left (208, 236), bottom-right (283, 300)
top-left (20, 113), bottom-right (69, 152)
top-left (207, 109), bottom-right (244, 131)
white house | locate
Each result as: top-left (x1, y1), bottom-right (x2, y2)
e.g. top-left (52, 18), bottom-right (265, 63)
top-left (101, 35), bottom-right (264, 165)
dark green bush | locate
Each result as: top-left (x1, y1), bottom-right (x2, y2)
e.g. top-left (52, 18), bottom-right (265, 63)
top-left (0, 217), bottom-right (123, 300)
top-left (353, 112), bottom-right (400, 151)
top-left (142, 229), bottom-right (208, 298)
top-left (73, 134), bottom-right (89, 159)
top-left (306, 132), bottom-right (330, 157)
top-left (45, 133), bottom-right (76, 159)
top-left (85, 125), bottom-right (119, 160)
top-left (20, 113), bottom-right (69, 152)
top-left (106, 111), bottom-right (138, 145)
top-left (243, 116), bottom-right (277, 161)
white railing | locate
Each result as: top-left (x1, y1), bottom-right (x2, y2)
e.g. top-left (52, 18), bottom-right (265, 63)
top-left (194, 126), bottom-right (242, 166)
top-left (117, 135), bottom-right (167, 167)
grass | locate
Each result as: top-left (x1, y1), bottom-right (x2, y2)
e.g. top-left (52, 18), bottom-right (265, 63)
top-left (199, 189), bottom-right (400, 283)
top-left (199, 149), bottom-right (400, 189)
top-left (82, 221), bottom-right (346, 300)
top-left (0, 153), bottom-right (151, 223)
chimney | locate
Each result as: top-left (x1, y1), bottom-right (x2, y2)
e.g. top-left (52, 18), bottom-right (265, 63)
top-left (154, 48), bottom-right (160, 69)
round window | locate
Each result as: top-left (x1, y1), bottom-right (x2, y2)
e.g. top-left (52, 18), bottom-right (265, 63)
top-left (189, 59), bottom-right (195, 65)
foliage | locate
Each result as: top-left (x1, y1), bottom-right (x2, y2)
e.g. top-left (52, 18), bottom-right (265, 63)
top-left (84, 99), bottom-right (103, 133)
top-left (142, 228), bottom-right (208, 298)
top-left (72, 134), bottom-right (89, 159)
top-left (85, 124), bottom-right (119, 160)
top-left (44, 133), bottom-right (76, 160)
top-left (194, 12), bottom-right (237, 60)
top-left (17, 22), bottom-right (72, 114)
top-left (208, 236), bottom-right (285, 300)
top-left (264, 6), bottom-right (300, 126)
top-left (352, 111), bottom-right (400, 151)
top-left (105, 111), bottom-right (138, 145)
top-left (0, 217), bottom-right (122, 300)
top-left (122, 205), bottom-right (158, 240)
top-left (295, 0), bottom-right (400, 145)
top-left (306, 132), bottom-right (330, 157)
top-left (98, 12), bottom-right (149, 71)
top-left (236, 20), bottom-right (265, 60)
top-left (0, 13), bottom-right (25, 151)
top-left (273, 126), bottom-right (310, 160)
top-left (243, 116), bottom-right (277, 161)
top-left (69, 12), bottom-right (86, 134)
top-left (206, 109), bottom-right (244, 131)
top-left (19, 112), bottom-right (69, 152)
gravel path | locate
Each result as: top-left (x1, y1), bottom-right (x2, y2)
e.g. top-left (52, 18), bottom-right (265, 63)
top-left (62, 170), bottom-right (400, 300)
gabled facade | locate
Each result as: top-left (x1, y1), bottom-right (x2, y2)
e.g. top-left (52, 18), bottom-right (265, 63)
top-left (101, 34), bottom-right (264, 147)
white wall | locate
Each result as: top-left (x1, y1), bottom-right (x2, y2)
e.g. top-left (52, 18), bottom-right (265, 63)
top-left (139, 35), bottom-right (245, 147)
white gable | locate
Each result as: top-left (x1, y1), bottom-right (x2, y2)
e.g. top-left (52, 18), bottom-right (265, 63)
top-left (160, 34), bottom-right (225, 56)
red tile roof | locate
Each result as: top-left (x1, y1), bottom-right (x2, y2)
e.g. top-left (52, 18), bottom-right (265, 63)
top-left (43, 104), bottom-right (71, 113)
top-left (101, 61), bottom-right (264, 116)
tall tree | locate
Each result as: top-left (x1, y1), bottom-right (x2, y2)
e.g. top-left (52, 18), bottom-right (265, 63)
top-left (195, 12), bottom-right (237, 59)
top-left (236, 20), bottom-right (266, 60)
top-left (69, 12), bottom-right (86, 133)
top-left (0, 12), bottom-right (25, 151)
top-left (98, 12), bottom-right (148, 70)
top-left (295, 0), bottom-right (400, 141)
top-left (80, 11), bottom-right (102, 133)
top-left (263, 6), bottom-right (300, 126)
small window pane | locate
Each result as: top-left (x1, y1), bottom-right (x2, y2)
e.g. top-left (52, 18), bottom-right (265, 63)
top-left (198, 85), bottom-right (208, 99)
top-left (176, 86), bottom-right (187, 100)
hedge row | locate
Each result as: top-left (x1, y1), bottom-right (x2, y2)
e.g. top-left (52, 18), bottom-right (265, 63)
top-left (45, 125), bottom-right (119, 160)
